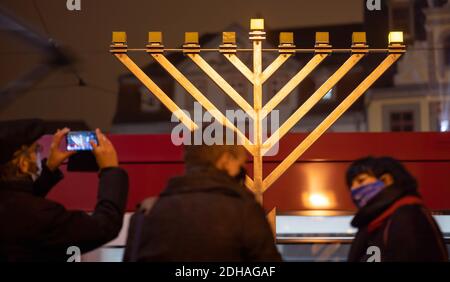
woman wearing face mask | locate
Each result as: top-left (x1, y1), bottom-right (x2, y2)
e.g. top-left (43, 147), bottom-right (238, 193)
top-left (346, 156), bottom-right (448, 262)
top-left (0, 119), bottom-right (129, 261)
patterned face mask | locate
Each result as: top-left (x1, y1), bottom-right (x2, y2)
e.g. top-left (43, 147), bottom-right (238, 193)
top-left (351, 180), bottom-right (386, 208)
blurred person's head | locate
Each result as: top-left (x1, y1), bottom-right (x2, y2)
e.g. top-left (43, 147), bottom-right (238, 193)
top-left (345, 156), bottom-right (417, 208)
top-left (0, 119), bottom-right (45, 182)
top-left (0, 142), bottom-right (42, 182)
top-left (184, 143), bottom-right (247, 178)
top-left (183, 127), bottom-right (247, 180)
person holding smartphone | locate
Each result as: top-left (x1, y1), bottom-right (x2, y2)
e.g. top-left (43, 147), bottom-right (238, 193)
top-left (0, 119), bottom-right (129, 261)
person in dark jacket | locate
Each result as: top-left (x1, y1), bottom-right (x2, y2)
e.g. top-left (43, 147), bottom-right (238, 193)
top-left (346, 156), bottom-right (448, 262)
top-left (0, 119), bottom-right (129, 261)
top-left (123, 136), bottom-right (281, 262)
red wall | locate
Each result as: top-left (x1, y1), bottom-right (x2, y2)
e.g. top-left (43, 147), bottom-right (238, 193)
top-left (40, 133), bottom-right (450, 212)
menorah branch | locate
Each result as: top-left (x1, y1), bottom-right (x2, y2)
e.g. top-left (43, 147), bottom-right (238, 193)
top-left (224, 54), bottom-right (254, 83)
top-left (150, 53), bottom-right (255, 155)
top-left (262, 53), bottom-right (366, 153)
top-left (188, 54), bottom-right (255, 119)
top-left (111, 22), bottom-right (405, 214)
top-left (245, 175), bottom-right (255, 191)
top-left (262, 54), bottom-right (328, 118)
top-left (113, 54), bottom-right (198, 131)
top-left (261, 54), bottom-right (292, 84)
top-left (262, 53), bottom-right (402, 191)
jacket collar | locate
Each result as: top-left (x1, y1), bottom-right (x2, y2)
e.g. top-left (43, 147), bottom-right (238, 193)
top-left (351, 183), bottom-right (420, 228)
top-left (161, 165), bottom-right (254, 200)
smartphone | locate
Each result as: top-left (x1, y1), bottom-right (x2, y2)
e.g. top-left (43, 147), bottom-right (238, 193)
top-left (66, 131), bottom-right (98, 151)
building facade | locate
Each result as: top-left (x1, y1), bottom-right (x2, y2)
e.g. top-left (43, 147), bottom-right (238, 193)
top-left (366, 0), bottom-right (450, 132)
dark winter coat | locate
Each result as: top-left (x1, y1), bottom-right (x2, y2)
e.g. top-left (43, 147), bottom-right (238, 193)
top-left (0, 161), bottom-right (129, 262)
top-left (123, 166), bottom-right (281, 262)
top-left (348, 184), bottom-right (448, 262)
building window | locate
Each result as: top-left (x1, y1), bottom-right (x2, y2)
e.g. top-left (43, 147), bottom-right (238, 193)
top-left (139, 86), bottom-right (161, 113)
top-left (389, 0), bottom-right (414, 42)
top-left (390, 111), bottom-right (414, 131)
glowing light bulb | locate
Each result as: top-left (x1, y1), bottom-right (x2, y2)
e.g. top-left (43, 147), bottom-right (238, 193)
top-left (308, 193), bottom-right (331, 208)
top-left (388, 31), bottom-right (404, 44)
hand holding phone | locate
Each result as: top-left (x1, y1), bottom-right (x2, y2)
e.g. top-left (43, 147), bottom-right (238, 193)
top-left (46, 128), bottom-right (76, 171)
top-left (90, 128), bottom-right (119, 169)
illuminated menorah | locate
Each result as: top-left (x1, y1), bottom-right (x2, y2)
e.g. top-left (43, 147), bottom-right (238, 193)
top-left (110, 19), bottom-right (405, 214)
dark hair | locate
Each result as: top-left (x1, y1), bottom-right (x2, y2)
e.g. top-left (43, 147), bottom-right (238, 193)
top-left (346, 156), bottom-right (417, 190)
top-left (183, 126), bottom-right (246, 169)
top-left (0, 145), bottom-right (33, 182)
